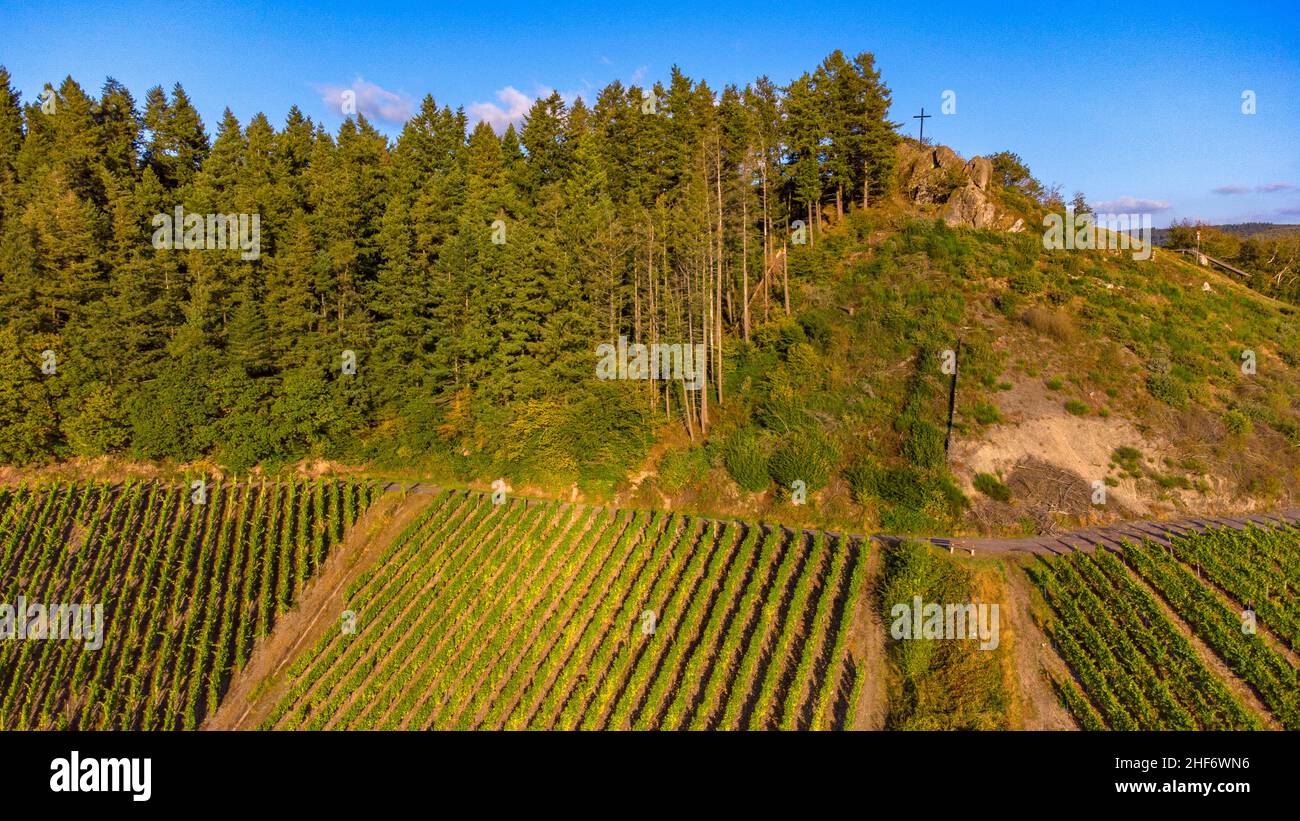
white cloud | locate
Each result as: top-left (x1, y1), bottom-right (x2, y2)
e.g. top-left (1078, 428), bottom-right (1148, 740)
top-left (1212, 184), bottom-right (1250, 195)
top-left (314, 78), bottom-right (413, 124)
top-left (1259, 182), bottom-right (1295, 193)
top-left (1091, 196), bottom-right (1171, 214)
top-left (630, 65), bottom-right (648, 83)
top-left (468, 85), bottom-right (534, 133)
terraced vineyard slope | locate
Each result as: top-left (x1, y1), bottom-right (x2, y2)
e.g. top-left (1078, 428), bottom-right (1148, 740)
top-left (1028, 522), bottom-right (1300, 731)
top-left (0, 479), bottom-right (378, 729)
top-left (264, 490), bottom-right (869, 730)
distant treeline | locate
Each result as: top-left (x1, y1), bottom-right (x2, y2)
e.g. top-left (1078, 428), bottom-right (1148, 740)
top-left (1161, 222), bottom-right (1300, 305)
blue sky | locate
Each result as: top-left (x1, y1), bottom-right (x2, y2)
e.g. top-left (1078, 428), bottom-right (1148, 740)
top-left (3, 0), bottom-right (1297, 227)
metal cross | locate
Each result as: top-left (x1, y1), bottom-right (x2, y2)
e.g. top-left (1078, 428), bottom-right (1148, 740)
top-left (913, 107), bottom-right (932, 144)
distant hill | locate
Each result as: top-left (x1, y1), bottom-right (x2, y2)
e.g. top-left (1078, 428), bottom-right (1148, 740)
top-left (1154, 222), bottom-right (1300, 246)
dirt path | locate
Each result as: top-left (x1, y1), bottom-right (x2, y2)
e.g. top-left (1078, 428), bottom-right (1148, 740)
top-left (851, 543), bottom-right (887, 730)
top-left (887, 508), bottom-right (1300, 556)
top-left (204, 490), bottom-right (438, 730)
top-left (1002, 562), bottom-right (1075, 729)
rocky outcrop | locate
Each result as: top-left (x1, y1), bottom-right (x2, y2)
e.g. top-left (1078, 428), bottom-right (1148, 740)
top-left (942, 183), bottom-right (997, 229)
top-left (896, 142), bottom-right (1021, 231)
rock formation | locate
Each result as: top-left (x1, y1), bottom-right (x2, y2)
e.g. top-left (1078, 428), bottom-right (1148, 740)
top-left (896, 142), bottom-right (1022, 231)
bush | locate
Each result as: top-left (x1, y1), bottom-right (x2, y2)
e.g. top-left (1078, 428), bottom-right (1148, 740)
top-left (1111, 447), bottom-right (1144, 477)
top-left (876, 465), bottom-right (928, 509)
top-left (658, 446), bottom-right (710, 493)
top-left (970, 400), bottom-right (1003, 425)
top-left (844, 458), bottom-right (882, 503)
top-left (767, 427), bottom-right (838, 492)
top-left (1020, 306), bottom-right (1076, 341)
top-left (1222, 409), bottom-right (1252, 437)
top-left (973, 472), bottom-right (1012, 502)
top-left (1145, 372), bottom-right (1188, 408)
top-left (1064, 399), bottom-right (1088, 416)
top-left (797, 310), bottom-right (834, 352)
top-left (898, 410), bottom-right (946, 471)
top-left (719, 427), bottom-right (771, 492)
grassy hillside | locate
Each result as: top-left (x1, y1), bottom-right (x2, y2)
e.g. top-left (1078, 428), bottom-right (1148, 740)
top-left (627, 205), bottom-right (1300, 537)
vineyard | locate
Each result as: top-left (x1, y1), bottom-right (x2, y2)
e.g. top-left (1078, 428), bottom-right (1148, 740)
top-left (1029, 523), bottom-right (1300, 731)
top-left (4, 474), bottom-right (1295, 732)
top-left (263, 490), bottom-right (869, 730)
top-left (0, 479), bottom-right (377, 730)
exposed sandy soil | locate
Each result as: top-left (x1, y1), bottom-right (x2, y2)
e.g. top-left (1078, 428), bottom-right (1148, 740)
top-left (205, 490), bottom-right (438, 730)
top-left (952, 375), bottom-right (1152, 516)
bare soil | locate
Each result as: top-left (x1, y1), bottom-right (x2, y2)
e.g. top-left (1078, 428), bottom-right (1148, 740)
top-left (1002, 561), bottom-right (1076, 729)
top-left (851, 543), bottom-right (887, 730)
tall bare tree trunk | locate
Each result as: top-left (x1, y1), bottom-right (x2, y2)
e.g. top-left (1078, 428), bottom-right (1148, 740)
top-left (714, 142), bottom-right (724, 406)
top-left (783, 241), bottom-right (790, 315)
top-left (684, 264), bottom-right (697, 441)
top-left (761, 156), bottom-right (770, 310)
top-left (742, 190), bottom-right (749, 341)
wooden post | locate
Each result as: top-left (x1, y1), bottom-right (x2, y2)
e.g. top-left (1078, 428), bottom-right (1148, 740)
top-left (943, 339), bottom-right (962, 457)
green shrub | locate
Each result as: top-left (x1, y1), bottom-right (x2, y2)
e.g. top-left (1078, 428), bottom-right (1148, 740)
top-left (898, 412), bottom-right (946, 471)
top-left (1145, 372), bottom-right (1188, 408)
top-left (658, 446), bottom-right (710, 493)
top-left (1045, 377), bottom-right (1063, 391)
top-left (1112, 446), bottom-right (1142, 462)
top-left (767, 427), bottom-right (838, 492)
top-left (844, 458), bottom-right (881, 503)
top-left (970, 400), bottom-right (1002, 425)
top-left (877, 465), bottom-right (928, 509)
top-left (936, 475), bottom-right (971, 514)
top-left (973, 472), bottom-right (1012, 502)
top-left (879, 506), bottom-right (945, 535)
top-left (1111, 446), bottom-right (1144, 477)
top-left (1222, 409), bottom-right (1252, 437)
top-left (797, 310), bottom-right (834, 352)
top-left (1064, 399), bottom-right (1088, 416)
top-left (719, 427), bottom-right (770, 492)
top-left (1152, 472), bottom-right (1192, 490)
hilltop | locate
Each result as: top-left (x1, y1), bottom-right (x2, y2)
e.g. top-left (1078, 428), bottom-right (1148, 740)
top-left (618, 141), bottom-right (1300, 536)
